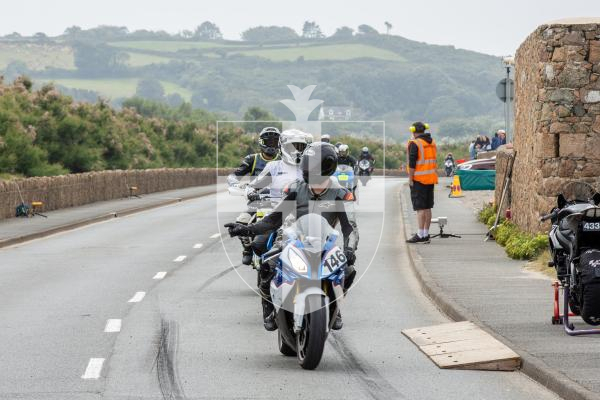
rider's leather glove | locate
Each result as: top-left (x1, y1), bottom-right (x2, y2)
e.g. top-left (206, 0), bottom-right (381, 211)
top-left (344, 247), bottom-right (356, 265)
top-left (224, 223), bottom-right (252, 237)
top-left (246, 190), bottom-right (261, 202)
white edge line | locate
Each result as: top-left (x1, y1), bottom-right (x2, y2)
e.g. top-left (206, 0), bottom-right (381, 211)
top-left (81, 358), bottom-right (105, 379)
top-left (210, 233), bottom-right (221, 239)
top-left (104, 319), bottom-right (122, 333)
top-left (128, 291), bottom-right (146, 303)
top-left (153, 271), bottom-right (167, 280)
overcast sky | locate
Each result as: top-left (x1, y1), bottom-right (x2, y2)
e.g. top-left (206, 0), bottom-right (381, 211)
top-left (2, 0), bottom-right (600, 55)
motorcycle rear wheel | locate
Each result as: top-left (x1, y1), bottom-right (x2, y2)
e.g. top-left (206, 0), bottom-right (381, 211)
top-left (296, 298), bottom-right (327, 370)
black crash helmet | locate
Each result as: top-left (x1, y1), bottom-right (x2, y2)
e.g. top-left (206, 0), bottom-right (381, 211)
top-left (301, 142), bottom-right (338, 184)
top-left (259, 127), bottom-right (281, 157)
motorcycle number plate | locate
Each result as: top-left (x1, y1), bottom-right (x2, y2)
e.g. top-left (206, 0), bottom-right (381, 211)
top-left (338, 174), bottom-right (348, 181)
top-left (583, 222), bottom-right (600, 231)
top-left (322, 249), bottom-right (347, 274)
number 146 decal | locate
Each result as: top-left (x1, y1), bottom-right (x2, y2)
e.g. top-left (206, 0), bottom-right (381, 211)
top-left (323, 249), bottom-right (347, 273)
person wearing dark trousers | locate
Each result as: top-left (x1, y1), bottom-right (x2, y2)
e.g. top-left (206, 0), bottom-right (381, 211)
top-left (405, 122), bottom-right (438, 244)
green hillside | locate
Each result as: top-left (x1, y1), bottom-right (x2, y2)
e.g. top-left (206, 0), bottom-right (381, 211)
top-left (1, 27), bottom-right (506, 138)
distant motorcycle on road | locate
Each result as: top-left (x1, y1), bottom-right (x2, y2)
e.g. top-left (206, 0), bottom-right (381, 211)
top-left (444, 159), bottom-right (455, 177)
top-left (357, 159), bottom-right (373, 186)
top-left (263, 214), bottom-right (347, 369)
top-left (542, 181), bottom-right (600, 335)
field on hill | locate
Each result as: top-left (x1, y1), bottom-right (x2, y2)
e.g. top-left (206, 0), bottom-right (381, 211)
top-left (42, 78), bottom-right (193, 100)
top-left (0, 42), bottom-right (75, 70)
top-left (109, 40), bottom-right (233, 52)
top-left (232, 43), bottom-right (405, 62)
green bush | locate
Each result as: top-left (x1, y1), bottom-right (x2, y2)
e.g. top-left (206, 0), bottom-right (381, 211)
top-left (477, 205), bottom-right (548, 260)
top-left (477, 203), bottom-right (496, 226)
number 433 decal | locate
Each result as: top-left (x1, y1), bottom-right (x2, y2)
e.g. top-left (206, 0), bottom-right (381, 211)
top-left (583, 222), bottom-right (600, 231)
top-left (323, 249), bottom-right (347, 273)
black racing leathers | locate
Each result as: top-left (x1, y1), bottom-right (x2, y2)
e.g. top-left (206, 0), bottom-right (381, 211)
top-left (248, 178), bottom-right (358, 251)
top-left (249, 178), bottom-right (359, 309)
top-left (337, 155), bottom-right (357, 170)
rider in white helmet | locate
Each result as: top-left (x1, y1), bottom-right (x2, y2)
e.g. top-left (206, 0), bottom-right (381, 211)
top-left (246, 129), bottom-right (313, 200)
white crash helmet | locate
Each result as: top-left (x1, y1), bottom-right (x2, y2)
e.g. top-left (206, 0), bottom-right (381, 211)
top-left (321, 134), bottom-right (331, 143)
top-left (362, 147), bottom-right (369, 153)
top-left (280, 129), bottom-right (313, 165)
top-left (338, 144), bottom-right (349, 157)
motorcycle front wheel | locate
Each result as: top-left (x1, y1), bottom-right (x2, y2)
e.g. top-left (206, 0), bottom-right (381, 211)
top-left (296, 297), bottom-right (327, 370)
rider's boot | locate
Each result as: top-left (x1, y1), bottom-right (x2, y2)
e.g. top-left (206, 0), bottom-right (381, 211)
top-left (343, 264), bottom-right (356, 296)
top-left (262, 298), bottom-right (277, 331)
top-left (259, 263), bottom-right (277, 331)
top-left (240, 234), bottom-right (253, 265)
top-left (332, 310), bottom-right (343, 330)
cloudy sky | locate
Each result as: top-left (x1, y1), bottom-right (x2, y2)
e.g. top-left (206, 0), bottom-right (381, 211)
top-left (2, 0), bottom-right (600, 55)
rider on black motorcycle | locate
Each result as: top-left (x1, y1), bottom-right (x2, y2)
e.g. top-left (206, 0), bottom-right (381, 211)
top-left (227, 127), bottom-right (280, 265)
top-left (225, 142), bottom-right (359, 331)
top-left (359, 147), bottom-right (375, 172)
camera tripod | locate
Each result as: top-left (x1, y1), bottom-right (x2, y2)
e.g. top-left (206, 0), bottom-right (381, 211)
top-left (429, 224), bottom-right (461, 239)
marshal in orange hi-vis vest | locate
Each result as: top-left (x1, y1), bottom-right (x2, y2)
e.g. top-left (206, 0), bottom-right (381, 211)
top-left (407, 138), bottom-right (439, 185)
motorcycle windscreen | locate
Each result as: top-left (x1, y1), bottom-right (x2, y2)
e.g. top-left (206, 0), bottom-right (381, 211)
top-left (292, 214), bottom-right (337, 251)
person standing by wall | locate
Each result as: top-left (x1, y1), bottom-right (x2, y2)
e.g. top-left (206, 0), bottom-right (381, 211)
top-left (406, 122), bottom-right (438, 244)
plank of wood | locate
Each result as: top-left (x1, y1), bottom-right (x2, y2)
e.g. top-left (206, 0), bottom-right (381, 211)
top-left (421, 338), bottom-right (508, 357)
top-left (402, 321), bottom-right (521, 371)
top-left (402, 321), bottom-right (476, 337)
top-left (404, 328), bottom-right (489, 346)
top-left (431, 347), bottom-right (520, 370)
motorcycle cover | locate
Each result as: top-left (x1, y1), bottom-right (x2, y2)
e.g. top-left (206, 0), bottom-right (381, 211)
top-left (580, 249), bottom-right (600, 325)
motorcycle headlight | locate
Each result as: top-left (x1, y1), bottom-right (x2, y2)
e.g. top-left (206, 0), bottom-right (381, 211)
top-left (289, 248), bottom-right (308, 274)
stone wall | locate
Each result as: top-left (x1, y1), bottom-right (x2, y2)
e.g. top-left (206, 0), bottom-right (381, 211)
top-left (505, 19), bottom-right (600, 233)
top-left (0, 168), bottom-right (217, 220)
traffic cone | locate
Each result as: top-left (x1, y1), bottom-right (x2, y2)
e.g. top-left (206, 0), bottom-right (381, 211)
top-left (449, 175), bottom-right (464, 198)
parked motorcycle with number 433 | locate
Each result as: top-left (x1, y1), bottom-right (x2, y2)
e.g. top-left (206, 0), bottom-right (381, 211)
top-left (541, 182), bottom-right (600, 334)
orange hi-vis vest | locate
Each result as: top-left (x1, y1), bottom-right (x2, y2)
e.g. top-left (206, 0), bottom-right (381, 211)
top-left (407, 137), bottom-right (439, 185)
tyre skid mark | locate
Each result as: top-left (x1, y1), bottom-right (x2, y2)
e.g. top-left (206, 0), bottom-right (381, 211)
top-left (329, 333), bottom-right (405, 400)
top-left (156, 319), bottom-right (186, 400)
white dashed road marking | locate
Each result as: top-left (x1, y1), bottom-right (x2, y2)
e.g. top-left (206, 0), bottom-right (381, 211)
top-left (81, 358), bottom-right (105, 379)
top-left (153, 271), bottom-right (167, 280)
top-left (210, 233), bottom-right (221, 239)
top-left (173, 255), bottom-right (187, 262)
top-left (104, 319), bottom-right (122, 333)
top-left (128, 291), bottom-right (146, 303)
top-left (193, 243), bottom-right (203, 249)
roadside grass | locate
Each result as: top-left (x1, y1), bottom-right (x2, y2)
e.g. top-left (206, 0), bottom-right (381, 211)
top-left (0, 43), bottom-right (75, 70)
top-left (232, 43), bottom-right (405, 62)
top-left (478, 203), bottom-right (549, 260)
top-left (524, 249), bottom-right (556, 278)
top-left (42, 78), bottom-right (193, 100)
top-left (0, 172), bottom-right (23, 181)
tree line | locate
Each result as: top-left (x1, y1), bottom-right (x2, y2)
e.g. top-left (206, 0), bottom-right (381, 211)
top-left (2, 21), bottom-right (391, 43)
top-left (0, 78), bottom-right (411, 178)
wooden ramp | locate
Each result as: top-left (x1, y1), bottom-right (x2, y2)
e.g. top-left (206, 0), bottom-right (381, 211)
top-left (402, 321), bottom-right (521, 371)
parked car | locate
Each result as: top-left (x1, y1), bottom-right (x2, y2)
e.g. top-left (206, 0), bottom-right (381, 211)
top-left (456, 156), bottom-right (496, 171)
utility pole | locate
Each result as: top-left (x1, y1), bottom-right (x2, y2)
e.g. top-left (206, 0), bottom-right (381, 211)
top-left (502, 56), bottom-right (515, 143)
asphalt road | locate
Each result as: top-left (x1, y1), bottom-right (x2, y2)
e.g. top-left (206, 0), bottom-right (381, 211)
top-left (0, 178), bottom-right (559, 400)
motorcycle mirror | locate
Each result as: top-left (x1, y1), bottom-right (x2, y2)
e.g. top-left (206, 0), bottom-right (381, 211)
top-left (557, 194), bottom-right (567, 209)
top-left (593, 193), bottom-right (600, 206)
